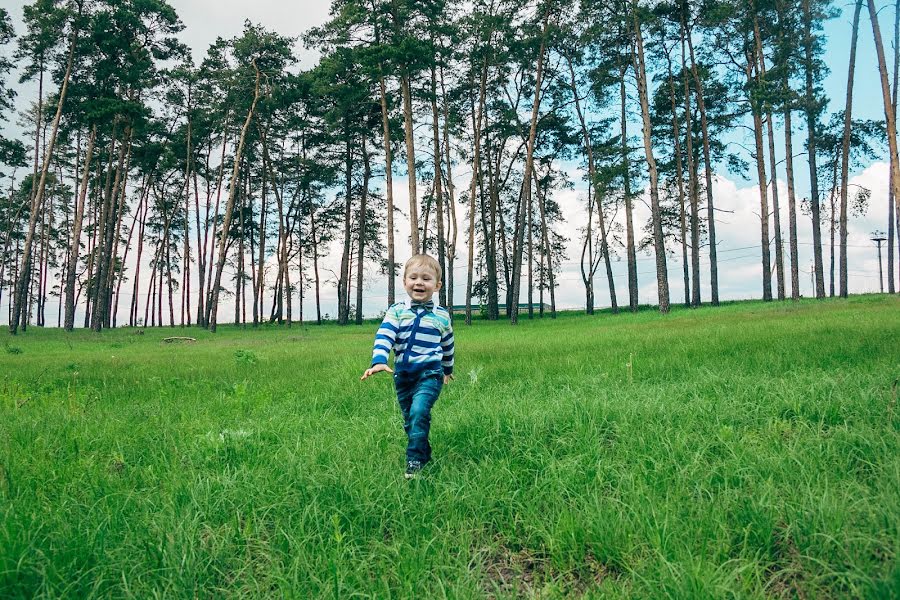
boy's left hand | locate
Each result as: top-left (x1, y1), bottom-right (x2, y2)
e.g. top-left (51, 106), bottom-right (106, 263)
top-left (361, 364), bottom-right (393, 380)
top-left (443, 374), bottom-right (454, 385)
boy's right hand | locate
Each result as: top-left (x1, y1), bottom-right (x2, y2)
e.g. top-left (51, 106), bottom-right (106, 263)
top-left (361, 364), bottom-right (394, 381)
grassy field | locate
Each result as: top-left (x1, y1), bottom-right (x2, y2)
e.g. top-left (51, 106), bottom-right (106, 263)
top-left (1, 295), bottom-right (899, 599)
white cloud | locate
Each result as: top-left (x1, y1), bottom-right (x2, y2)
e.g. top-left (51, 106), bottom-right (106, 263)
top-left (167, 0), bottom-right (330, 68)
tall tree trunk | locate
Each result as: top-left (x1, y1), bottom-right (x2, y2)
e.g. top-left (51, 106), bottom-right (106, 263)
top-left (130, 185), bottom-right (150, 326)
top-left (754, 9), bottom-right (785, 299)
top-left (36, 197), bottom-right (49, 326)
top-left (165, 213), bottom-right (175, 326)
top-left (64, 125), bottom-right (96, 331)
top-left (158, 220), bottom-right (167, 327)
top-left (666, 55), bottom-right (691, 308)
top-left (535, 167), bottom-right (556, 318)
top-left (309, 206), bottom-right (322, 325)
top-left (775, 0), bottom-right (802, 302)
top-left (237, 189), bottom-right (245, 327)
top-left (10, 33), bottom-right (76, 334)
top-left (378, 73), bottom-right (397, 305)
top-left (421, 186), bottom-right (432, 250)
top-left (783, 107), bottom-right (802, 300)
top-left (621, 72), bottom-right (639, 311)
top-left (804, 0), bottom-right (826, 298)
top-left (755, 8), bottom-right (787, 303)
top-left (163, 217), bottom-right (174, 326)
top-left (209, 62), bottom-right (262, 332)
top-left (254, 138), bottom-right (269, 327)
top-left (21, 57), bottom-right (44, 330)
top-left (633, 8), bottom-right (670, 313)
top-left (751, 108), bottom-right (773, 302)
top-left (31, 62), bottom-right (43, 235)
top-left (431, 63), bottom-right (447, 307)
top-left (510, 9), bottom-right (550, 325)
top-left (485, 121), bottom-right (500, 320)
top-left (466, 60), bottom-right (488, 326)
top-left (889, 0), bottom-right (900, 293)
top-left (751, 14), bottom-right (773, 302)
top-left (527, 166), bottom-right (534, 318)
top-left (765, 111), bottom-right (786, 300)
top-left (84, 176), bottom-right (100, 328)
top-left (828, 177), bottom-right (838, 296)
top-left (356, 136), bottom-right (370, 324)
top-left (280, 155), bottom-right (291, 324)
top-left (144, 246), bottom-right (156, 327)
top-left (157, 244), bottom-right (164, 326)
top-left (204, 125), bottom-right (229, 324)
top-left (686, 24), bottom-right (719, 305)
top-left (680, 28), bottom-right (702, 307)
top-left (440, 60), bottom-right (458, 315)
top-left (839, 0), bottom-right (863, 298)
top-left (401, 74), bottom-right (420, 254)
top-left (338, 129), bottom-right (353, 326)
top-left (869, 0), bottom-right (900, 291)
top-left (194, 142), bottom-right (208, 326)
top-left (182, 106), bottom-right (193, 326)
top-left (57, 166), bottom-right (69, 328)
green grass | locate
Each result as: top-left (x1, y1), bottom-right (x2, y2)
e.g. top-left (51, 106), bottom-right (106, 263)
top-left (1, 295), bottom-right (899, 598)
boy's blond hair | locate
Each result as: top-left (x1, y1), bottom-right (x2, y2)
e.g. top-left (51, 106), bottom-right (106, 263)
top-left (404, 254), bottom-right (442, 281)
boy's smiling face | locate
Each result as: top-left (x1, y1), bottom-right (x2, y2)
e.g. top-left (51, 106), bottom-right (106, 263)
top-left (404, 264), bottom-right (441, 303)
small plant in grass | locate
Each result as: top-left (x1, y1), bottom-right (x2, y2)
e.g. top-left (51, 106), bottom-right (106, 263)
top-left (234, 349), bottom-right (258, 365)
top-left (4, 344), bottom-right (22, 355)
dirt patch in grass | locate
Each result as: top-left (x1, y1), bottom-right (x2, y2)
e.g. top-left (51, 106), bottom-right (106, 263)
top-left (765, 522), bottom-right (810, 600)
top-left (483, 545), bottom-right (542, 597)
top-left (571, 551), bottom-right (619, 592)
top-left (481, 544), bottom-right (618, 598)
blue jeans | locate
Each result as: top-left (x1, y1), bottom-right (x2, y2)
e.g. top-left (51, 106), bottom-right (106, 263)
top-left (393, 367), bottom-right (444, 464)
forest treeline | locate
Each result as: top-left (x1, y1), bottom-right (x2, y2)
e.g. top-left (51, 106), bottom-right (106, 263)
top-left (0, 0), bottom-right (898, 333)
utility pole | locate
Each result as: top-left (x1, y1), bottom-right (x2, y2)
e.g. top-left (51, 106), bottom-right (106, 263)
top-left (872, 231), bottom-right (888, 293)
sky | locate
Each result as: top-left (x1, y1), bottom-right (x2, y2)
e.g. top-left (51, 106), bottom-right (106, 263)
top-left (0, 0), bottom-right (898, 326)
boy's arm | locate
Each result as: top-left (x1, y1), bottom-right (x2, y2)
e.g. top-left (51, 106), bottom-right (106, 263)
top-left (440, 323), bottom-right (455, 377)
top-left (365, 307), bottom-right (399, 377)
top-left (361, 363), bottom-right (392, 380)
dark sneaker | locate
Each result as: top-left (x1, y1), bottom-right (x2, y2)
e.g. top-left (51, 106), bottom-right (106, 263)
top-left (404, 460), bottom-right (423, 479)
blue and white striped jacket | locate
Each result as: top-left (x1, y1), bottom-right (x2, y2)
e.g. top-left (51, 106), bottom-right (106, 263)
top-left (371, 301), bottom-right (455, 375)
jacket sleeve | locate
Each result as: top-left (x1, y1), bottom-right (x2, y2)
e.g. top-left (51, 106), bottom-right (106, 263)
top-left (371, 306), bottom-right (399, 366)
top-left (440, 321), bottom-right (455, 375)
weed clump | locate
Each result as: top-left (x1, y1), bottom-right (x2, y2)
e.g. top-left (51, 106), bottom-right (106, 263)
top-left (234, 349), bottom-right (258, 365)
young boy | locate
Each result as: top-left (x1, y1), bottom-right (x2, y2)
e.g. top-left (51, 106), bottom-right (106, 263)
top-left (361, 254), bottom-right (455, 479)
